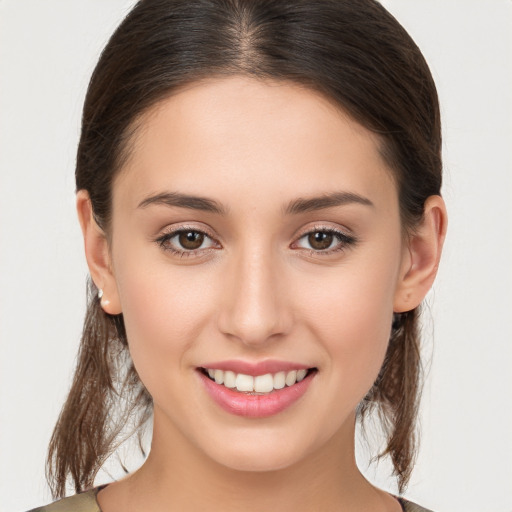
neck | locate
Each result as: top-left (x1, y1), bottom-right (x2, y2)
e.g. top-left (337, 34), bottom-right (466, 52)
top-left (98, 408), bottom-right (394, 512)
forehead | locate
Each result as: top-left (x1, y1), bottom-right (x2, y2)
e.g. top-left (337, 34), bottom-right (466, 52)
top-left (114, 76), bottom-right (397, 214)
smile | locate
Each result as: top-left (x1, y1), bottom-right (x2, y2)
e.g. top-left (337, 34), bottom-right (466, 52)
top-left (198, 364), bottom-right (317, 418)
top-left (203, 368), bottom-right (311, 394)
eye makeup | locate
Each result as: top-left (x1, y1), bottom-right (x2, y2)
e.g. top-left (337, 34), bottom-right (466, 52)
top-left (292, 224), bottom-right (357, 257)
top-left (155, 225), bottom-right (221, 258)
top-left (154, 223), bottom-right (357, 259)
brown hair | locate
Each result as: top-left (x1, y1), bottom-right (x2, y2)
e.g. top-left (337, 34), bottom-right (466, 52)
top-left (47, 0), bottom-right (441, 498)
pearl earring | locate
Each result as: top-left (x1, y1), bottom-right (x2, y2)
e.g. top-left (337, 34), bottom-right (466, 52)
top-left (98, 288), bottom-right (110, 308)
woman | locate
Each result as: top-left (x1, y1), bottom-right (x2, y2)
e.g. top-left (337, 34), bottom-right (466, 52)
top-left (30, 0), bottom-right (447, 510)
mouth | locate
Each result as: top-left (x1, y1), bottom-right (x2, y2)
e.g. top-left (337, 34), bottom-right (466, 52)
top-left (199, 367), bottom-right (317, 395)
top-left (197, 365), bottom-right (317, 418)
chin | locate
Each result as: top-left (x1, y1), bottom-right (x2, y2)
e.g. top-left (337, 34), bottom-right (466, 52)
top-left (196, 423), bottom-right (333, 474)
top-left (211, 444), bottom-right (304, 473)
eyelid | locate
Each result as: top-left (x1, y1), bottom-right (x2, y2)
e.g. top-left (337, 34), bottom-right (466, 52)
top-left (290, 223), bottom-right (357, 254)
top-left (292, 222), bottom-right (355, 242)
top-left (156, 223), bottom-right (218, 240)
top-left (154, 224), bottom-right (222, 256)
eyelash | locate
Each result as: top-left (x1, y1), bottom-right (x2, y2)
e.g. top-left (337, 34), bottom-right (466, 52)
top-left (155, 225), bottom-right (357, 258)
top-left (155, 225), bottom-right (219, 258)
top-left (292, 225), bottom-right (357, 256)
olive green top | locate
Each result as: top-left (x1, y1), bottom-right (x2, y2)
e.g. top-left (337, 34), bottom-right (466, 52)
top-left (28, 487), bottom-right (434, 512)
top-left (28, 488), bottom-right (101, 512)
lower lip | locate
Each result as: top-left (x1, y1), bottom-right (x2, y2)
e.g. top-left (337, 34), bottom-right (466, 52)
top-left (198, 370), bottom-right (315, 418)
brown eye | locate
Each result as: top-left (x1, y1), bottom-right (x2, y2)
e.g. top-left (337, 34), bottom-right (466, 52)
top-left (307, 231), bottom-right (334, 250)
top-left (293, 227), bottom-right (357, 255)
top-left (156, 228), bottom-right (218, 255)
top-left (178, 231), bottom-right (205, 250)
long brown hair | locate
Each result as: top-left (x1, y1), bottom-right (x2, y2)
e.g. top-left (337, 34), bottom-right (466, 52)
top-left (47, 0), bottom-right (442, 498)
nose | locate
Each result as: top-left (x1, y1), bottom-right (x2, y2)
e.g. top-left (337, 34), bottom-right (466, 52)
top-left (217, 245), bottom-right (292, 347)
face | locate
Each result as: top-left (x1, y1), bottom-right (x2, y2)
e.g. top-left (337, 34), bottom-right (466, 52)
top-left (107, 76), bottom-right (409, 472)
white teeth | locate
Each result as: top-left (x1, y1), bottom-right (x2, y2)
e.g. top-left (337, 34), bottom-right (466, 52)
top-left (223, 370), bottom-right (236, 388)
top-left (273, 371), bottom-right (286, 390)
top-left (285, 370), bottom-right (297, 387)
top-left (254, 374), bottom-right (274, 393)
top-left (214, 369), bottom-right (224, 385)
top-left (205, 368), bottom-right (311, 393)
top-left (235, 373), bottom-right (254, 392)
top-left (296, 369), bottom-right (307, 382)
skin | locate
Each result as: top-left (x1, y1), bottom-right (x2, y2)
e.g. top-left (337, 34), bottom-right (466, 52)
top-left (78, 76), bottom-right (447, 512)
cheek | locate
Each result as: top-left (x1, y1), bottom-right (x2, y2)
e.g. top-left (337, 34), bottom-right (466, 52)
top-left (112, 250), bottom-right (219, 388)
top-left (295, 254), bottom-right (400, 394)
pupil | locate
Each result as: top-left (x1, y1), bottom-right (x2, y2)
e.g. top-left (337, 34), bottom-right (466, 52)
top-left (179, 231), bottom-right (204, 250)
top-left (309, 231), bottom-right (333, 250)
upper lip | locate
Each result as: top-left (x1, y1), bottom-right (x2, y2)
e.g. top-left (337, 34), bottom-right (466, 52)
top-left (199, 359), bottom-right (313, 376)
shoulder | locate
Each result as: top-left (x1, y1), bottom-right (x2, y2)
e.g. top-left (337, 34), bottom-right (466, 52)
top-left (26, 488), bottom-right (101, 512)
top-left (399, 497), bottom-right (435, 512)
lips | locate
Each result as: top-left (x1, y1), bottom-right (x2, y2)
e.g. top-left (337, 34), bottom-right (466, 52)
top-left (197, 360), bottom-right (317, 418)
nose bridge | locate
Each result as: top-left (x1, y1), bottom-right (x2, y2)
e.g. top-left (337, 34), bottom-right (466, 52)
top-left (218, 240), bottom-right (290, 346)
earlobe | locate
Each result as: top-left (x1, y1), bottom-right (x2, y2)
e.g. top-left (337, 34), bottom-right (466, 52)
top-left (394, 195), bottom-right (447, 313)
top-left (76, 190), bottom-right (122, 315)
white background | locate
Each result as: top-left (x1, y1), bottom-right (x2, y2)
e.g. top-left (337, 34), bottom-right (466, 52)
top-left (0, 1), bottom-right (511, 511)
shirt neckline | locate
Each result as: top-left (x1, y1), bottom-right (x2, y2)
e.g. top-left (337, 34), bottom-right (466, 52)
top-left (93, 484), bottom-right (407, 511)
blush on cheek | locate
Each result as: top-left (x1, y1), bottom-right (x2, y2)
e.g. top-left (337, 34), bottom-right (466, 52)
top-left (302, 276), bottom-right (393, 400)
top-left (117, 267), bottom-right (216, 378)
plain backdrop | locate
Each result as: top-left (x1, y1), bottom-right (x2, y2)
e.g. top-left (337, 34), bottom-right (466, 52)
top-left (1, 1), bottom-right (511, 511)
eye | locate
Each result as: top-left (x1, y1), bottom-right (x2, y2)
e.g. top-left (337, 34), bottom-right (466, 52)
top-left (175, 231), bottom-right (208, 250)
top-left (304, 231), bottom-right (336, 251)
top-left (156, 227), bottom-right (219, 256)
top-left (293, 227), bottom-right (356, 254)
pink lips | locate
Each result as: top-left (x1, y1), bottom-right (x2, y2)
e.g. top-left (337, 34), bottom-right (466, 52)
top-left (197, 360), bottom-right (316, 418)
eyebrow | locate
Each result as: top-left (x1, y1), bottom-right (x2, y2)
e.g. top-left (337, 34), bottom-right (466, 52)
top-left (284, 191), bottom-right (374, 215)
top-left (137, 192), bottom-right (228, 215)
top-left (137, 190), bottom-right (374, 216)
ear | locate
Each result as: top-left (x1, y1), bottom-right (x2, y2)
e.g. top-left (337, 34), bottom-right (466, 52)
top-left (76, 190), bottom-right (122, 315)
top-left (394, 195), bottom-right (448, 312)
